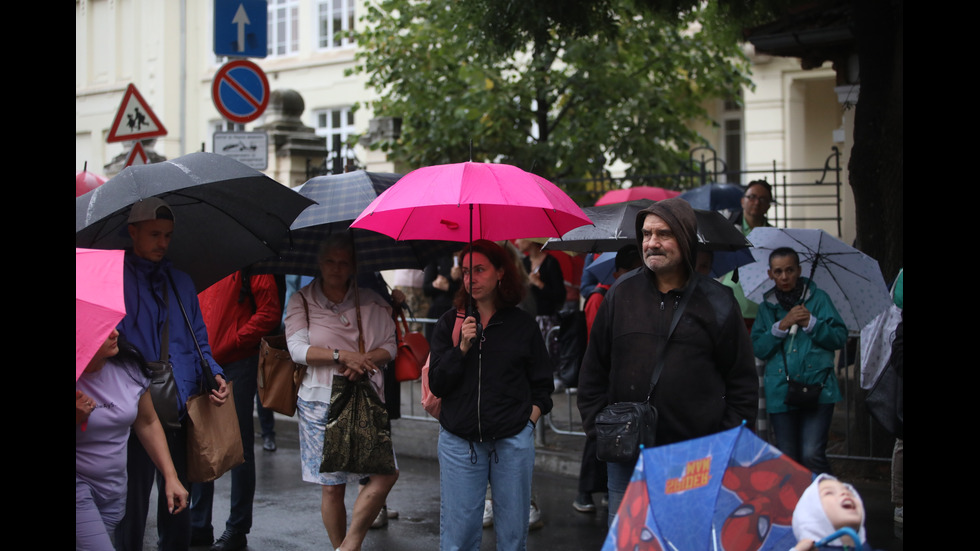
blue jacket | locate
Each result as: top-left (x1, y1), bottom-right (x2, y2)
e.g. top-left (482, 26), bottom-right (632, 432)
top-left (119, 251), bottom-right (223, 419)
top-left (751, 278), bottom-right (846, 414)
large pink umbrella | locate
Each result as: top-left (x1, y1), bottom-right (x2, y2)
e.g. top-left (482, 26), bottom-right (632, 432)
top-left (595, 185), bottom-right (680, 206)
top-left (76, 162), bottom-right (108, 197)
top-left (76, 248), bottom-right (126, 380)
top-left (350, 162), bottom-right (592, 243)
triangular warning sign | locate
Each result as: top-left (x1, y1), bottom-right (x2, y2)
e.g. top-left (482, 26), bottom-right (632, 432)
top-left (124, 142), bottom-right (150, 168)
top-left (107, 84), bottom-right (167, 143)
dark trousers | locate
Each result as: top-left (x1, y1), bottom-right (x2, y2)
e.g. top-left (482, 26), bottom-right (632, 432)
top-left (256, 395), bottom-right (275, 439)
top-left (115, 421), bottom-right (190, 551)
top-left (577, 433), bottom-right (607, 495)
top-left (190, 356), bottom-right (258, 536)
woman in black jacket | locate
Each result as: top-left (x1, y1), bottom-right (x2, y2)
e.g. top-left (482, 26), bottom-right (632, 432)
top-left (428, 240), bottom-right (553, 551)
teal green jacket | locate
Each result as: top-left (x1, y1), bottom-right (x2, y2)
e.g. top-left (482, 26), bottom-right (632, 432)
top-left (751, 278), bottom-right (847, 414)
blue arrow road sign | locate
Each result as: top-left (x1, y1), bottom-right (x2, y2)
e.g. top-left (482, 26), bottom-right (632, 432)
top-left (214, 0), bottom-right (267, 58)
top-left (212, 60), bottom-right (270, 124)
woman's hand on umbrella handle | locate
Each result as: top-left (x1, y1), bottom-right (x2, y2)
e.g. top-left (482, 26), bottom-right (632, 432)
top-left (76, 390), bottom-right (96, 426)
top-left (459, 316), bottom-right (477, 355)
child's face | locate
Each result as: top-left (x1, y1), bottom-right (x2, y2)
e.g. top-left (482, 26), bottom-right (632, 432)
top-left (818, 479), bottom-right (864, 531)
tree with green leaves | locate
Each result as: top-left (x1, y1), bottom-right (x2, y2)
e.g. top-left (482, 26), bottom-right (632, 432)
top-left (350, 0), bottom-right (751, 193)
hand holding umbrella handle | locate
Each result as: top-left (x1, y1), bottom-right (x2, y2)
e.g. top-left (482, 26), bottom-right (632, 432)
top-left (466, 303), bottom-right (483, 346)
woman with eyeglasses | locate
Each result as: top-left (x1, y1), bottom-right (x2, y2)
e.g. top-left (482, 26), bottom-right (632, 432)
top-left (284, 233), bottom-right (398, 551)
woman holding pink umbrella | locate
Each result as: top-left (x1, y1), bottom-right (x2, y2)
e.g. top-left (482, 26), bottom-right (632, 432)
top-left (428, 240), bottom-right (554, 551)
top-left (76, 329), bottom-right (188, 550)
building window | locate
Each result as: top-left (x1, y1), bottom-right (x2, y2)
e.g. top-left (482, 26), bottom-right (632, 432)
top-left (721, 94), bottom-right (743, 185)
top-left (314, 107), bottom-right (356, 153)
top-left (317, 0), bottom-right (355, 49)
top-left (268, 0), bottom-right (299, 57)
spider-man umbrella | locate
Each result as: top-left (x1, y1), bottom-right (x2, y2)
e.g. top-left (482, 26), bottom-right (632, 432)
top-left (76, 248), bottom-right (126, 380)
top-left (604, 425), bottom-right (814, 551)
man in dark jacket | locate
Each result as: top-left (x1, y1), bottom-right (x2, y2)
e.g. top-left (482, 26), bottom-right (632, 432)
top-left (577, 197), bottom-right (758, 525)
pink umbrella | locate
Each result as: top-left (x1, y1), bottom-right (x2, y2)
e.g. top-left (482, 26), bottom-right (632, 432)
top-left (76, 162), bottom-right (108, 197)
top-left (595, 185), bottom-right (680, 206)
top-left (350, 162), bottom-right (592, 243)
top-left (76, 248), bottom-right (126, 380)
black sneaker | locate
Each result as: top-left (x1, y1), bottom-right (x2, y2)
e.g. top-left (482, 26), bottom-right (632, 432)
top-left (210, 530), bottom-right (247, 551)
top-left (573, 493), bottom-right (596, 513)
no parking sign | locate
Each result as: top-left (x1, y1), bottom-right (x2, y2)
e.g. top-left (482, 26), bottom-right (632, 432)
top-left (212, 59), bottom-right (270, 124)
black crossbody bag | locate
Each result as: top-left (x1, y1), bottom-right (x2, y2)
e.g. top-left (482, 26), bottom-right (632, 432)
top-left (595, 279), bottom-right (696, 463)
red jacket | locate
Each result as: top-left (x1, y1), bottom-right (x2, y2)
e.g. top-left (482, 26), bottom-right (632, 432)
top-left (198, 272), bottom-right (282, 365)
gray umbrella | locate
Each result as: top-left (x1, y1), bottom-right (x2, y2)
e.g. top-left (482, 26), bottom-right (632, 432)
top-left (75, 152), bottom-right (315, 291)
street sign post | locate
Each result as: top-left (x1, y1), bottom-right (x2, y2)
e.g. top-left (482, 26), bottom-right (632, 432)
top-left (214, 131), bottom-right (268, 170)
top-left (212, 60), bottom-right (270, 124)
top-left (214, 0), bottom-right (267, 58)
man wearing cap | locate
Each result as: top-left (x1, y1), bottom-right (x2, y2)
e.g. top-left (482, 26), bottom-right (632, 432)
top-left (577, 198), bottom-right (757, 526)
top-left (115, 197), bottom-right (230, 551)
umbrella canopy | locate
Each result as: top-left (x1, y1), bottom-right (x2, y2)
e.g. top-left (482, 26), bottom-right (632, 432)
top-left (679, 182), bottom-right (745, 212)
top-left (76, 166), bottom-right (108, 197)
top-left (595, 186), bottom-right (680, 206)
top-left (76, 248), bottom-right (126, 380)
top-left (604, 425), bottom-right (814, 551)
top-left (75, 152), bottom-right (315, 291)
top-left (252, 170), bottom-right (461, 276)
top-left (543, 199), bottom-right (750, 255)
top-left (582, 251), bottom-right (618, 284)
top-left (350, 162), bottom-right (592, 243)
top-left (738, 228), bottom-right (892, 331)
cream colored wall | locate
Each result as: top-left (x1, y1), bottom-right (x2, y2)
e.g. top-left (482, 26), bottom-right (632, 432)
top-left (740, 54), bottom-right (855, 243)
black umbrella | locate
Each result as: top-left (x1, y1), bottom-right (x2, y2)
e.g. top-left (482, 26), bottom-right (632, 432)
top-left (543, 199), bottom-right (750, 253)
top-left (251, 170), bottom-right (461, 277)
top-left (75, 152), bottom-right (315, 291)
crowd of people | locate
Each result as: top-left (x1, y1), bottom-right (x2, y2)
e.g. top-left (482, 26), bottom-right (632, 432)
top-left (78, 181), bottom-right (901, 551)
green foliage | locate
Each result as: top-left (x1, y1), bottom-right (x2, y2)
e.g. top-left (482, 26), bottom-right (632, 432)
top-left (350, 0), bottom-right (751, 192)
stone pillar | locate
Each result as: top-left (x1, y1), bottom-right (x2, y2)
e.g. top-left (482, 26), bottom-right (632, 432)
top-left (254, 89), bottom-right (327, 188)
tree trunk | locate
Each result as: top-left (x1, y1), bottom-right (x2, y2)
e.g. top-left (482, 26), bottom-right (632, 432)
top-left (849, 0), bottom-right (903, 284)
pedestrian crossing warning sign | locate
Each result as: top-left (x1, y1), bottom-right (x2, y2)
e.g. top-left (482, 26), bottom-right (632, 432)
top-left (107, 84), bottom-right (167, 143)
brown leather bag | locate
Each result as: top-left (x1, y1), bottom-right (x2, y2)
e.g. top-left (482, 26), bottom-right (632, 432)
top-left (257, 293), bottom-right (309, 417)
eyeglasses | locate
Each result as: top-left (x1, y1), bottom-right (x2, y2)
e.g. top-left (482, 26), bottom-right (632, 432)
top-left (743, 194), bottom-right (772, 205)
top-left (331, 304), bottom-right (351, 327)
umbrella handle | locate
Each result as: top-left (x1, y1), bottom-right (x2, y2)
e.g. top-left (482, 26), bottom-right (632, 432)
top-left (815, 527), bottom-right (861, 548)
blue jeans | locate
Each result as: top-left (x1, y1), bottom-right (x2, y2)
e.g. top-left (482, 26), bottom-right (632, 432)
top-left (769, 402), bottom-right (835, 475)
top-left (605, 459), bottom-right (635, 528)
top-left (190, 356), bottom-right (258, 536)
top-left (438, 423), bottom-right (535, 551)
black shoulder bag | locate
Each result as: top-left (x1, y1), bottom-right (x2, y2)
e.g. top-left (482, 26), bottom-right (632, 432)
top-left (145, 277), bottom-right (182, 430)
top-left (595, 278), bottom-right (697, 463)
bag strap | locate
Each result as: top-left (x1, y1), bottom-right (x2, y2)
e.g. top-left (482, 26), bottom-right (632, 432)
top-left (167, 270), bottom-right (219, 394)
top-left (159, 276), bottom-right (169, 363)
top-left (644, 277), bottom-right (698, 403)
